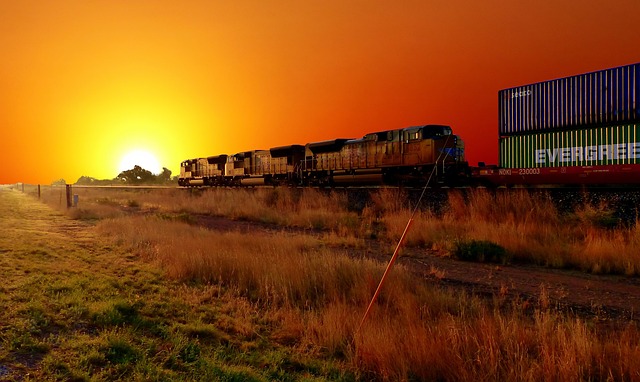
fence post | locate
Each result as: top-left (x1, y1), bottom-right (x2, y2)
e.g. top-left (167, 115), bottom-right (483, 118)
top-left (38, 185), bottom-right (41, 199)
top-left (66, 185), bottom-right (72, 208)
top-left (21, 183), bottom-right (24, 193)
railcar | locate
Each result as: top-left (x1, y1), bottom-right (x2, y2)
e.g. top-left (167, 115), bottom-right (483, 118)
top-left (476, 62), bottom-right (640, 187)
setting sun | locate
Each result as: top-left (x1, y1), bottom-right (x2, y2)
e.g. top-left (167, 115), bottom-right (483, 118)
top-left (118, 150), bottom-right (162, 175)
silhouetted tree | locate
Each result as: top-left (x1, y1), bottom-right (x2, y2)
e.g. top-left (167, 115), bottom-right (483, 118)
top-left (116, 165), bottom-right (155, 184)
top-left (75, 176), bottom-right (114, 185)
top-left (158, 167), bottom-right (172, 183)
top-left (76, 176), bottom-right (97, 185)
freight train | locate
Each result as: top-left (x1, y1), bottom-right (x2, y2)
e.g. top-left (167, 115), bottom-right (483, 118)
top-left (178, 124), bottom-right (466, 187)
top-left (179, 62), bottom-right (640, 188)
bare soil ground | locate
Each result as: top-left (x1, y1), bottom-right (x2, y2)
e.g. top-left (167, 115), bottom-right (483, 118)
top-left (398, 250), bottom-right (640, 322)
top-left (192, 214), bottom-right (640, 323)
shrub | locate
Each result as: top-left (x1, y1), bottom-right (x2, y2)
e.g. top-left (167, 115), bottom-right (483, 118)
top-left (572, 205), bottom-right (620, 229)
top-left (453, 240), bottom-right (509, 264)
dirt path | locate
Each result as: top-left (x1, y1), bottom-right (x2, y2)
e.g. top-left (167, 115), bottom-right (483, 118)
top-left (396, 250), bottom-right (640, 322)
top-left (0, 189), bottom-right (95, 302)
top-left (0, 188), bottom-right (165, 380)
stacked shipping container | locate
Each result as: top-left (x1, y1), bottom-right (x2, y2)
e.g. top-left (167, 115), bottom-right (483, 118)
top-left (498, 63), bottom-right (640, 177)
top-left (499, 63), bottom-right (639, 135)
top-left (499, 124), bottom-right (640, 168)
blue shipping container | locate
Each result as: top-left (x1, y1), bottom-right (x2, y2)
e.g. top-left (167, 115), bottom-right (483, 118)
top-left (499, 63), bottom-right (640, 136)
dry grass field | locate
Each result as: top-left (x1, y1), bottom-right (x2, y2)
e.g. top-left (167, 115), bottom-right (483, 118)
top-left (2, 184), bottom-right (640, 380)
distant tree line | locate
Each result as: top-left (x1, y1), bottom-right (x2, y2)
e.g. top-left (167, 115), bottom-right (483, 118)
top-left (73, 166), bottom-right (178, 185)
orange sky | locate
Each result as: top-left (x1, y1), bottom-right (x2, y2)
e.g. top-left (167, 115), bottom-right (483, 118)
top-left (1, 1), bottom-right (639, 184)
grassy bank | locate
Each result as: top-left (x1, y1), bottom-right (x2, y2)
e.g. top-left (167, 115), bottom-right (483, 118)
top-left (7, 184), bottom-right (640, 379)
top-left (0, 189), bottom-right (352, 380)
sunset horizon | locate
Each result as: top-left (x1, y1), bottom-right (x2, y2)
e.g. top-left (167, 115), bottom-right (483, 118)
top-left (2, 1), bottom-right (639, 184)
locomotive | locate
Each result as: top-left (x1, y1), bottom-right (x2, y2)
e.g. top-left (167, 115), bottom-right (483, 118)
top-left (180, 62), bottom-right (640, 188)
top-left (178, 124), bottom-right (466, 187)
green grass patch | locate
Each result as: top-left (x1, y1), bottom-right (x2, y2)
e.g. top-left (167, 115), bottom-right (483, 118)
top-left (104, 337), bottom-right (140, 365)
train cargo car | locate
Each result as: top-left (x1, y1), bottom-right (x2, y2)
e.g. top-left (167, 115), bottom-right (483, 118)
top-left (269, 145), bottom-right (305, 185)
top-left (473, 161), bottom-right (640, 187)
top-left (302, 139), bottom-right (350, 186)
top-left (246, 150), bottom-right (271, 176)
top-left (333, 135), bottom-right (385, 184)
top-left (499, 63), bottom-right (640, 135)
top-left (225, 153), bottom-right (247, 181)
top-left (241, 150), bottom-right (271, 186)
top-left (476, 123), bottom-right (640, 186)
top-left (203, 155), bottom-right (227, 185)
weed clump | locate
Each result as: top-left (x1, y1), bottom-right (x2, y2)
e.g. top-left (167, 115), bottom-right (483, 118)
top-left (104, 337), bottom-right (139, 365)
top-left (453, 240), bottom-right (509, 264)
top-left (571, 204), bottom-right (620, 229)
top-left (92, 300), bottom-right (141, 327)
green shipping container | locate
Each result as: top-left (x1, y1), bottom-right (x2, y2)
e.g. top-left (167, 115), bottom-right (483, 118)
top-left (499, 124), bottom-right (640, 168)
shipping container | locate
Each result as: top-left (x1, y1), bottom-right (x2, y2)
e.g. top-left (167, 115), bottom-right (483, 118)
top-left (499, 63), bottom-right (640, 135)
top-left (499, 124), bottom-right (640, 168)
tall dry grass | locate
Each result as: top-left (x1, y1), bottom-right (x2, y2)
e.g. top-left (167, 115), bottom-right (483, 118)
top-left (97, 214), bottom-right (640, 381)
top-left (36, 186), bottom-right (360, 231)
top-left (37, 186), bottom-right (132, 220)
top-left (368, 188), bottom-right (640, 275)
top-left (127, 187), bottom-right (359, 231)
top-left (33, 187), bottom-right (640, 275)
top-left (445, 189), bottom-right (640, 274)
top-left (35, 184), bottom-right (640, 275)
top-left (97, 216), bottom-right (374, 307)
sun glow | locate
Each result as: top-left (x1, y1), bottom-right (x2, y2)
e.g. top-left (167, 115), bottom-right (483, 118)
top-left (118, 150), bottom-right (162, 174)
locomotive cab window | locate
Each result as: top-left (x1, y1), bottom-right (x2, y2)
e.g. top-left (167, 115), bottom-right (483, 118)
top-left (423, 125), bottom-right (452, 139)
